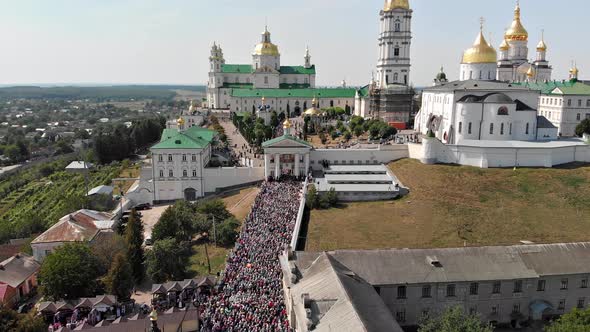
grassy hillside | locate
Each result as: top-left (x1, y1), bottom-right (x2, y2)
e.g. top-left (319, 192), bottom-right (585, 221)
top-left (0, 159), bottom-right (122, 242)
top-left (305, 159), bottom-right (590, 251)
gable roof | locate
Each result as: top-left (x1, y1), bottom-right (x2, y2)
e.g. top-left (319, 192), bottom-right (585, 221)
top-left (31, 209), bottom-right (114, 244)
top-left (537, 116), bottom-right (557, 129)
top-left (262, 134), bottom-right (313, 148)
top-left (0, 253), bottom-right (40, 288)
top-left (152, 126), bottom-right (216, 150)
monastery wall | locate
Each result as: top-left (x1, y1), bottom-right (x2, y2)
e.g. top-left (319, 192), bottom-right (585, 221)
top-left (309, 145), bottom-right (408, 170)
top-left (203, 167), bottom-right (265, 193)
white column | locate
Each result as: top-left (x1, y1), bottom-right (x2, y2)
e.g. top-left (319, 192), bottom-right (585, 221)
top-left (304, 153), bottom-right (310, 177)
top-left (275, 153), bottom-right (281, 179)
top-left (264, 154), bottom-right (270, 179)
top-left (294, 153), bottom-right (300, 177)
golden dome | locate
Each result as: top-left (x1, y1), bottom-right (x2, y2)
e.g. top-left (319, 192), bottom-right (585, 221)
top-left (384, 0), bottom-right (409, 11)
top-left (570, 65), bottom-right (579, 76)
top-left (177, 117), bottom-right (185, 126)
top-left (303, 107), bottom-right (322, 117)
top-left (462, 29), bottom-right (497, 64)
top-left (499, 38), bottom-right (509, 51)
top-left (253, 42), bottom-right (280, 56)
top-left (505, 3), bottom-right (528, 41)
top-left (283, 118), bottom-right (292, 129)
top-left (526, 66), bottom-right (535, 77)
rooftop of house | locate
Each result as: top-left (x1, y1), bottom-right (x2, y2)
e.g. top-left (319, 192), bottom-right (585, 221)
top-left (31, 209), bottom-right (114, 244)
top-left (152, 126), bottom-right (216, 150)
top-left (293, 242), bottom-right (590, 286)
top-left (0, 253), bottom-right (40, 288)
top-left (515, 79), bottom-right (590, 96)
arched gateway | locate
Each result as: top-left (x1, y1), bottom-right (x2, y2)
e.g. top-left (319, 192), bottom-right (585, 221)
top-left (261, 119), bottom-right (312, 180)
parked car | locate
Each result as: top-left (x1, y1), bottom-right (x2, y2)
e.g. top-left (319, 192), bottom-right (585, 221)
top-left (134, 203), bottom-right (151, 211)
top-left (144, 238), bottom-right (153, 246)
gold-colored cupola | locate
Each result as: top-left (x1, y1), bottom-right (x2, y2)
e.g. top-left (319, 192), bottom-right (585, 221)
top-left (384, 0), bottom-right (410, 11)
top-left (462, 23), bottom-right (497, 64)
top-left (505, 1), bottom-right (528, 41)
top-left (253, 26), bottom-right (280, 56)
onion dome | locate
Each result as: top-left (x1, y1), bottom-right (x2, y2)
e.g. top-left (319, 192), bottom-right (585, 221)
top-left (537, 31), bottom-right (547, 51)
top-left (462, 27), bottom-right (497, 64)
top-left (526, 66), bottom-right (535, 78)
top-left (283, 118), bottom-right (292, 129)
top-left (253, 26), bottom-right (280, 56)
top-left (177, 117), bottom-right (185, 126)
top-left (505, 2), bottom-right (528, 41)
top-left (499, 38), bottom-right (510, 51)
top-left (570, 64), bottom-right (579, 76)
top-left (436, 67), bottom-right (447, 81)
top-left (302, 97), bottom-right (323, 117)
top-left (384, 0), bottom-right (410, 11)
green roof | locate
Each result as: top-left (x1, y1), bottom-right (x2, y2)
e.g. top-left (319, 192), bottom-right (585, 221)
top-left (514, 80), bottom-right (590, 95)
top-left (223, 83), bottom-right (253, 89)
top-left (220, 64), bottom-right (316, 75)
top-left (358, 85), bottom-right (370, 97)
top-left (231, 87), bottom-right (356, 99)
top-left (221, 64), bottom-right (252, 74)
top-left (280, 65), bottom-right (316, 75)
top-left (262, 134), bottom-right (313, 148)
top-left (279, 83), bottom-right (311, 89)
top-left (152, 126), bottom-right (216, 150)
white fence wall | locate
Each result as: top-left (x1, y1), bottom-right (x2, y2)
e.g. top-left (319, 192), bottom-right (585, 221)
top-left (203, 167), bottom-right (265, 193)
top-left (290, 177), bottom-right (308, 249)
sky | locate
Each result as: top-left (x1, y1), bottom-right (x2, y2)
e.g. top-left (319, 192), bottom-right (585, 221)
top-left (0, 0), bottom-right (587, 87)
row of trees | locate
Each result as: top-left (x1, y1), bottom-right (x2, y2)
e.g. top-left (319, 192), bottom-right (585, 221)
top-left (38, 210), bottom-right (144, 301)
top-left (232, 112), bottom-right (275, 148)
top-left (306, 185), bottom-right (338, 210)
top-left (147, 199), bottom-right (239, 283)
top-left (93, 117), bottom-right (165, 164)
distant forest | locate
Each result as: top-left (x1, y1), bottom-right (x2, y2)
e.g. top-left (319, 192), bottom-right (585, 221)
top-left (0, 85), bottom-right (206, 101)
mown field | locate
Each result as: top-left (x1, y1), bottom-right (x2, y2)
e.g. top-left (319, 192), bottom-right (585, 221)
top-left (305, 159), bottom-right (590, 251)
top-left (0, 159), bottom-right (122, 243)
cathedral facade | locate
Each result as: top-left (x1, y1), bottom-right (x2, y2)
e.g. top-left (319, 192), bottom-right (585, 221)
top-left (206, 27), bottom-right (356, 116)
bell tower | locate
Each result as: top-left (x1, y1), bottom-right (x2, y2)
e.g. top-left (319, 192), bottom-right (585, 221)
top-left (377, 0), bottom-right (412, 87)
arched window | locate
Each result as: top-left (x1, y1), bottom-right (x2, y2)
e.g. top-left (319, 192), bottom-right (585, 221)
top-left (183, 170), bottom-right (188, 177)
top-left (509, 123), bottom-right (512, 135)
top-left (525, 123), bottom-right (530, 135)
top-left (458, 122), bottom-right (463, 134)
top-left (490, 123), bottom-right (494, 135)
top-left (498, 107), bottom-right (509, 115)
top-left (159, 170), bottom-right (164, 178)
top-left (500, 123), bottom-right (504, 135)
top-left (394, 47), bottom-right (400, 57)
top-left (479, 71), bottom-right (482, 80)
top-left (470, 71), bottom-right (473, 79)
top-left (468, 122), bottom-right (472, 134)
top-left (168, 169), bottom-right (174, 177)
top-left (394, 21), bottom-right (401, 32)
top-left (168, 154), bottom-right (173, 162)
top-left (158, 154), bottom-right (163, 162)
top-left (192, 170), bottom-right (197, 177)
top-left (182, 154), bottom-right (187, 162)
top-left (393, 73), bottom-right (399, 82)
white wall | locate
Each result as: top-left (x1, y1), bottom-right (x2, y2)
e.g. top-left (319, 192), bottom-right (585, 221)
top-left (203, 167), bottom-right (265, 193)
top-left (309, 145), bottom-right (408, 170)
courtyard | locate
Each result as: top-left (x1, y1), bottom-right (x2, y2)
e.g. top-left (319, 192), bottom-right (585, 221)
top-left (305, 159), bottom-right (590, 251)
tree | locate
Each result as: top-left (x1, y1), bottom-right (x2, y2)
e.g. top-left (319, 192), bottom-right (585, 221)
top-left (270, 111), bottom-right (279, 128)
top-left (146, 238), bottom-right (190, 283)
top-left (306, 184), bottom-right (319, 209)
top-left (38, 243), bottom-right (102, 300)
top-left (353, 125), bottom-right (364, 138)
top-left (153, 201), bottom-right (197, 242)
top-left (545, 307), bottom-right (590, 332)
top-left (196, 199), bottom-right (232, 221)
top-left (343, 131), bottom-right (352, 141)
top-left (575, 118), bottom-right (590, 137)
top-left (15, 311), bottom-right (47, 332)
top-left (92, 234), bottom-right (127, 274)
top-left (216, 218), bottom-right (239, 246)
top-left (0, 307), bottom-right (18, 331)
top-left (124, 211), bottom-right (145, 283)
top-left (104, 253), bottom-right (134, 300)
top-left (325, 187), bottom-right (338, 207)
top-left (418, 306), bottom-right (493, 332)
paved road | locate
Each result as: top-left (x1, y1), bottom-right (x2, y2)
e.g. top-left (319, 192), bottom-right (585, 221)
top-left (219, 119), bottom-right (264, 167)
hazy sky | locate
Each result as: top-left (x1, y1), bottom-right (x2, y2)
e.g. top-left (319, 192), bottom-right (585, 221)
top-left (0, 0), bottom-right (587, 87)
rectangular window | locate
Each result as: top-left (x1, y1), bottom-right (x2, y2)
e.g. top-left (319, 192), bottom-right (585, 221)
top-left (421, 309), bottom-right (429, 318)
top-left (469, 282), bottom-right (479, 295)
top-left (582, 278), bottom-right (588, 288)
top-left (512, 304), bottom-right (521, 314)
top-left (159, 170), bottom-right (164, 177)
top-left (578, 298), bottom-right (585, 309)
top-left (422, 285), bottom-right (431, 298)
top-left (192, 154), bottom-right (197, 162)
top-left (587, 100), bottom-right (590, 107)
top-left (558, 299), bottom-right (566, 310)
top-left (578, 113), bottom-right (582, 121)
top-left (468, 122), bottom-right (472, 135)
top-left (446, 284), bottom-right (456, 297)
top-left (537, 280), bottom-right (546, 291)
top-left (192, 170), bottom-right (197, 177)
top-left (568, 99), bottom-right (572, 106)
top-left (492, 282), bottom-right (501, 294)
top-left (514, 280), bottom-right (523, 293)
top-left (491, 305), bottom-right (499, 315)
top-left (578, 100), bottom-right (582, 107)
top-left (469, 307), bottom-right (477, 315)
top-left (489, 123), bottom-right (494, 135)
top-left (397, 286), bottom-right (407, 299)
top-left (561, 278), bottom-right (569, 290)
top-left (168, 154), bottom-right (173, 162)
top-left (458, 122), bottom-right (462, 134)
top-left (182, 154), bottom-right (187, 162)
top-left (182, 170), bottom-right (187, 177)
top-left (168, 169), bottom-right (173, 177)
top-left (396, 310), bottom-right (406, 323)
top-left (158, 155), bottom-right (163, 162)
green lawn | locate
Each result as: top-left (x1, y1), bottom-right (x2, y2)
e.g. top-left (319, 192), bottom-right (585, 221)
top-left (189, 243), bottom-right (230, 276)
top-left (305, 159), bottom-right (590, 251)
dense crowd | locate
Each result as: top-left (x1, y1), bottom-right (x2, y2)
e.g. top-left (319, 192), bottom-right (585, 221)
top-left (199, 180), bottom-right (302, 332)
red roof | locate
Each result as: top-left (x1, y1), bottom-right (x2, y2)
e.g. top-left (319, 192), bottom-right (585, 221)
top-left (0, 284), bottom-right (16, 303)
top-left (32, 210), bottom-right (114, 244)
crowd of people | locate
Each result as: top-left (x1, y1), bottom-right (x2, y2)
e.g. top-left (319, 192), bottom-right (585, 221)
top-left (199, 180), bottom-right (303, 332)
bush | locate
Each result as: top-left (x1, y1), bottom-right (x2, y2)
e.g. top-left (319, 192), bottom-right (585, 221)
top-left (575, 119), bottom-right (590, 137)
top-left (146, 238), bottom-right (191, 283)
top-left (215, 218), bottom-right (239, 247)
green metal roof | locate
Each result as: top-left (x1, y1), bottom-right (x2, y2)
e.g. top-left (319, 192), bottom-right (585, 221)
top-left (358, 85), bottom-right (370, 97)
top-left (262, 134), bottom-right (313, 148)
top-left (223, 83), bottom-right (253, 89)
top-left (280, 65), bottom-right (316, 75)
top-left (514, 80), bottom-right (590, 95)
top-left (279, 83), bottom-right (311, 89)
top-left (231, 87), bottom-right (356, 99)
top-left (220, 64), bottom-right (316, 75)
top-left (152, 126), bottom-right (216, 150)
top-left (221, 64), bottom-right (252, 73)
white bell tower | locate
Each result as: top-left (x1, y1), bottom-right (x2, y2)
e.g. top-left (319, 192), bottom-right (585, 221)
top-left (377, 0), bottom-right (412, 87)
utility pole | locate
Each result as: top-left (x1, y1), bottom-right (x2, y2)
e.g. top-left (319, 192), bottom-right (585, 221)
top-left (212, 215), bottom-right (217, 247)
top-left (203, 232), bottom-right (211, 274)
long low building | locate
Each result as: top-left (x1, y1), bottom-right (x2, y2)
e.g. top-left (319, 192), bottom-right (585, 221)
top-left (281, 242), bottom-right (590, 330)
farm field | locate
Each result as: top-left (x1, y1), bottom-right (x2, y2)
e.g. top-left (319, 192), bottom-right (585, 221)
top-left (305, 159), bottom-right (590, 251)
